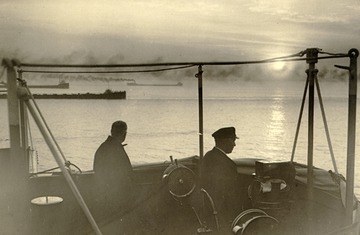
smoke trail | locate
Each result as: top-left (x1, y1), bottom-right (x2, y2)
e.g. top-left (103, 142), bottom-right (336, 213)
top-left (317, 65), bottom-right (348, 81)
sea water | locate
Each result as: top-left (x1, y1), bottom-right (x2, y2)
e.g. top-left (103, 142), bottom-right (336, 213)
top-left (0, 78), bottom-right (359, 197)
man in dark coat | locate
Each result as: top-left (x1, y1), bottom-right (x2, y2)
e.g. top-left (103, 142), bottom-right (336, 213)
top-left (93, 120), bottom-right (133, 212)
top-left (199, 127), bottom-right (246, 226)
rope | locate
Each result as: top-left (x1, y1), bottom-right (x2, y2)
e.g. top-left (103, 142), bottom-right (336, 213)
top-left (318, 50), bottom-right (348, 56)
top-left (314, 76), bottom-right (338, 173)
top-left (18, 64), bottom-right (197, 74)
top-left (15, 50), bottom-right (350, 72)
top-left (30, 166), bottom-right (60, 176)
top-left (65, 161), bottom-right (82, 173)
top-left (260, 50), bottom-right (306, 62)
top-left (30, 161), bottom-right (82, 176)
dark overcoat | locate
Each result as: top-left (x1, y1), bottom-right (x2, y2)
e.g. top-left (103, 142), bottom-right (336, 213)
top-left (93, 136), bottom-right (133, 209)
top-left (199, 147), bottom-right (244, 220)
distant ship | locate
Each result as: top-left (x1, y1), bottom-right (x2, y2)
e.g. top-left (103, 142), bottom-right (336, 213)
top-left (127, 81), bottom-right (183, 87)
top-left (0, 80), bottom-right (69, 89)
top-left (0, 89), bottom-right (126, 100)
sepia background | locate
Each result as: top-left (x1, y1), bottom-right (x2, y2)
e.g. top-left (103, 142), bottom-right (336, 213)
top-left (0, 0), bottom-right (359, 198)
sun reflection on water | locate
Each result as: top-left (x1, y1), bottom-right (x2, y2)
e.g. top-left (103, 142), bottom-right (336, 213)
top-left (263, 99), bottom-right (287, 158)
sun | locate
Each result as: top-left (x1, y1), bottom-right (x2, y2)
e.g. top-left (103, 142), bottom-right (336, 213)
top-left (266, 60), bottom-right (294, 79)
top-left (271, 61), bottom-right (286, 71)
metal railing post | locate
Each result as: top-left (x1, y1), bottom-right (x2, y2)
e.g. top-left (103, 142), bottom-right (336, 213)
top-left (334, 48), bottom-right (359, 225)
top-left (196, 65), bottom-right (204, 159)
top-left (345, 49), bottom-right (358, 224)
top-left (305, 48), bottom-right (319, 198)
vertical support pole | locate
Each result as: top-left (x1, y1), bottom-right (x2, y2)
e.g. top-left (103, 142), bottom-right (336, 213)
top-left (196, 65), bottom-right (204, 159)
top-left (307, 68), bottom-right (315, 194)
top-left (19, 97), bottom-right (29, 169)
top-left (345, 49), bottom-right (358, 225)
top-left (18, 72), bottom-right (30, 171)
top-left (3, 60), bottom-right (27, 174)
top-left (305, 48), bottom-right (318, 198)
top-left (290, 76), bottom-right (309, 162)
top-left (1, 59), bottom-right (28, 233)
top-left (3, 60), bottom-right (21, 159)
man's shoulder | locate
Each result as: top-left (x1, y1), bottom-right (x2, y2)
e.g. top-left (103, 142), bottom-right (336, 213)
top-left (204, 147), bottom-right (217, 155)
top-left (204, 147), bottom-right (223, 158)
top-left (95, 137), bottom-right (118, 155)
top-left (202, 148), bottom-right (223, 164)
top-left (203, 148), bottom-right (236, 168)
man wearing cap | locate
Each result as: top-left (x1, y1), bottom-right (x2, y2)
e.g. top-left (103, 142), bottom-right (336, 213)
top-left (199, 127), bottom-right (245, 225)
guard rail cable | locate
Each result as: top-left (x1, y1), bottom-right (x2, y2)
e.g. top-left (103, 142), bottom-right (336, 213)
top-left (14, 49), bottom-right (349, 71)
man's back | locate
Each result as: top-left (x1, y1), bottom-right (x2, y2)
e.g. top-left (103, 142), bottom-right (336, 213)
top-left (93, 135), bottom-right (133, 210)
top-left (93, 135), bottom-right (132, 181)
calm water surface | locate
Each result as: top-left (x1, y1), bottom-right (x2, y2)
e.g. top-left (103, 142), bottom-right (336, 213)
top-left (0, 79), bottom-right (359, 196)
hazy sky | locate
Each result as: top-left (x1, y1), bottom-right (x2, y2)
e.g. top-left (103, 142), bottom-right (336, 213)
top-left (0, 0), bottom-right (359, 64)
